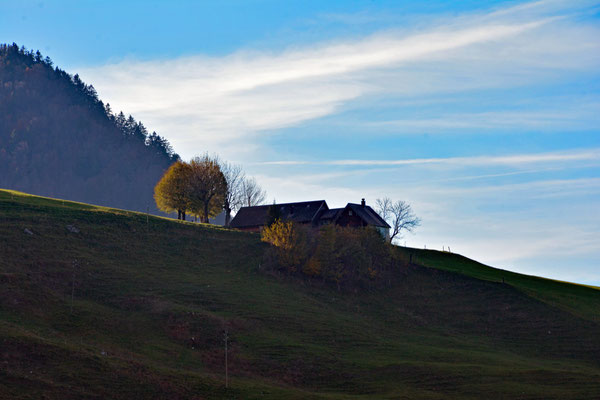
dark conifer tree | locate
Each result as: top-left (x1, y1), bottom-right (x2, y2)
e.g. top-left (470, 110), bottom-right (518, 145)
top-left (104, 103), bottom-right (114, 119)
top-left (115, 112), bottom-right (126, 130)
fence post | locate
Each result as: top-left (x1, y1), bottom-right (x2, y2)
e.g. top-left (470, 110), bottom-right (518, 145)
top-left (224, 329), bottom-right (229, 388)
top-left (70, 260), bottom-right (78, 314)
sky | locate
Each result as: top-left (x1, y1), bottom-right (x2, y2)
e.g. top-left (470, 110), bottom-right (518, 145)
top-left (2, 0), bottom-right (599, 285)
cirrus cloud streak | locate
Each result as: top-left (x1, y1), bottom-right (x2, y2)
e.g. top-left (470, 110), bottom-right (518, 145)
top-left (77, 0), bottom-right (600, 161)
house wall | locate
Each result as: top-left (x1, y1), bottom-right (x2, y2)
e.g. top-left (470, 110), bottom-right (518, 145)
top-left (335, 208), bottom-right (390, 240)
top-left (335, 209), bottom-right (367, 228)
top-left (316, 218), bottom-right (335, 227)
top-left (376, 226), bottom-right (390, 241)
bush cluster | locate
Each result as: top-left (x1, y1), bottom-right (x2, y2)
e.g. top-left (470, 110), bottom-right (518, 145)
top-left (261, 221), bottom-right (408, 290)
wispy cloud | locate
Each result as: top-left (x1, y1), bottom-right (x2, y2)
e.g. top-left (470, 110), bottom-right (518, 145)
top-left (366, 106), bottom-right (600, 132)
top-left (259, 148), bottom-right (600, 167)
top-left (78, 0), bottom-right (600, 161)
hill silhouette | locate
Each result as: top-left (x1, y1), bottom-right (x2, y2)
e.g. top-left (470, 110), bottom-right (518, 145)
top-left (1, 189), bottom-right (599, 399)
top-left (0, 43), bottom-right (178, 213)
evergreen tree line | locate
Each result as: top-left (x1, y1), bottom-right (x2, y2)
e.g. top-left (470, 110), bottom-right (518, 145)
top-left (0, 43), bottom-right (178, 213)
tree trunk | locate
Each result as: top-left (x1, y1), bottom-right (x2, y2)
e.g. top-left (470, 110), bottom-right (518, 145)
top-left (182, 211), bottom-right (186, 221)
top-left (203, 202), bottom-right (209, 223)
top-left (178, 209), bottom-right (182, 220)
top-left (225, 207), bottom-right (231, 227)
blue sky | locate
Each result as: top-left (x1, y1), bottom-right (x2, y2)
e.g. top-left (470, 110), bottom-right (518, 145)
top-left (2, 0), bottom-right (599, 285)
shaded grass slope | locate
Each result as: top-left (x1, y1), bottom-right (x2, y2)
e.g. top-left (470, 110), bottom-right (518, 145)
top-left (1, 189), bottom-right (599, 399)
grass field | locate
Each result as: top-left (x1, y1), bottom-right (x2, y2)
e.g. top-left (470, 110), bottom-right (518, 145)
top-left (1, 189), bottom-right (599, 399)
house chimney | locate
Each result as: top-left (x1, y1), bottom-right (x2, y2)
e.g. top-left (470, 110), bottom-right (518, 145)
top-left (361, 198), bottom-right (365, 207)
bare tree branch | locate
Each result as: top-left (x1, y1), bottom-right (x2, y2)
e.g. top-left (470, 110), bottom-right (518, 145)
top-left (375, 198), bottom-right (392, 222)
top-left (376, 198), bottom-right (420, 242)
top-left (242, 177), bottom-right (267, 207)
top-left (220, 161), bottom-right (245, 226)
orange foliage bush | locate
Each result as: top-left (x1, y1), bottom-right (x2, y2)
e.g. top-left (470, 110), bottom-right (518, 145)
top-left (262, 221), bottom-right (408, 290)
top-left (261, 220), bottom-right (312, 273)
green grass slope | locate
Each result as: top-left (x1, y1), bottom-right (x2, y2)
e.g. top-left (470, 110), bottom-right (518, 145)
top-left (1, 189), bottom-right (599, 400)
top-left (397, 248), bottom-right (600, 324)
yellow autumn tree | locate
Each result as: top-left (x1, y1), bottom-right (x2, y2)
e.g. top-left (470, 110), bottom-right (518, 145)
top-left (188, 154), bottom-right (227, 223)
top-left (154, 160), bottom-right (193, 220)
top-left (261, 220), bottom-right (311, 273)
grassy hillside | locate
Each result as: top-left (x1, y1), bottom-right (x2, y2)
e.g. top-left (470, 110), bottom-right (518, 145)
top-left (398, 248), bottom-right (600, 324)
top-left (1, 189), bottom-right (599, 399)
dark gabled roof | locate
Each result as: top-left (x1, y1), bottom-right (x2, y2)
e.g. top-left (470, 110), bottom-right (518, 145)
top-left (230, 200), bottom-right (328, 228)
top-left (319, 208), bottom-right (343, 221)
top-left (229, 200), bottom-right (390, 230)
top-left (342, 203), bottom-right (391, 228)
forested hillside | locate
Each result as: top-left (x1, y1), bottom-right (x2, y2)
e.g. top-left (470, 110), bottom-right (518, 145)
top-left (0, 43), bottom-right (178, 213)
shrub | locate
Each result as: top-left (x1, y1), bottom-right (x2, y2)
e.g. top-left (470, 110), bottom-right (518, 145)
top-left (261, 220), bottom-right (313, 273)
top-left (262, 221), bottom-right (408, 290)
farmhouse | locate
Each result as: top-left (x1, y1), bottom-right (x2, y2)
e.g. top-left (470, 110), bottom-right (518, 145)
top-left (230, 199), bottom-right (391, 239)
